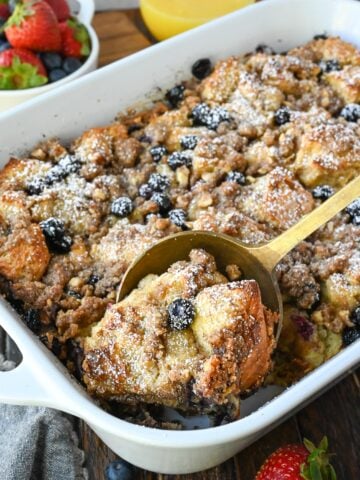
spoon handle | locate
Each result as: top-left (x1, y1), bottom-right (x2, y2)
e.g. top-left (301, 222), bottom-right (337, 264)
top-left (248, 175), bottom-right (360, 272)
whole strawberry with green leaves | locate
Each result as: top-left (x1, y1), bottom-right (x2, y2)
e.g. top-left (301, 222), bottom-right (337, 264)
top-left (59, 17), bottom-right (90, 58)
top-left (0, 47), bottom-right (47, 88)
top-left (255, 437), bottom-right (337, 480)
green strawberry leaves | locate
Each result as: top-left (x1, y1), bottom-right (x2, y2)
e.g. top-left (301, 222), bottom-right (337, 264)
top-left (5, 1), bottom-right (35, 28)
top-left (67, 18), bottom-right (90, 57)
top-left (0, 56), bottom-right (47, 89)
top-left (300, 437), bottom-right (337, 480)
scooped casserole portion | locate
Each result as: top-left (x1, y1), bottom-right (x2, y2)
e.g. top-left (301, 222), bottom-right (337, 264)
top-left (0, 35), bottom-right (359, 426)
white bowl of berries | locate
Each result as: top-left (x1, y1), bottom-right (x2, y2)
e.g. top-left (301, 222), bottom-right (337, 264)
top-left (0, 0), bottom-right (99, 112)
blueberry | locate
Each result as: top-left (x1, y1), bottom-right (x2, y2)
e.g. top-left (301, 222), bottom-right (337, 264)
top-left (127, 124), bottom-right (143, 134)
top-left (169, 209), bottom-right (187, 229)
top-left (345, 198), bottom-right (360, 225)
top-left (274, 106), bottom-right (291, 126)
top-left (151, 192), bottom-right (172, 214)
top-left (110, 197), bottom-right (133, 218)
top-left (148, 173), bottom-right (170, 192)
top-left (180, 135), bottom-right (198, 150)
top-left (319, 59), bottom-right (341, 73)
top-left (0, 40), bottom-right (11, 52)
top-left (23, 309), bottom-right (41, 334)
top-left (150, 145), bottom-right (168, 163)
top-left (44, 155), bottom-right (81, 186)
top-left (342, 326), bottom-right (360, 346)
top-left (25, 177), bottom-right (46, 195)
top-left (40, 52), bottom-right (62, 70)
top-left (313, 33), bottom-right (328, 40)
top-left (191, 58), bottom-right (212, 80)
top-left (191, 103), bottom-right (230, 130)
top-left (88, 274), bottom-right (100, 286)
top-left (350, 306), bottom-right (360, 328)
top-left (168, 298), bottom-right (195, 330)
top-left (138, 183), bottom-right (153, 199)
top-left (312, 185), bottom-right (335, 201)
top-left (105, 459), bottom-right (135, 480)
top-left (40, 217), bottom-right (72, 254)
top-left (49, 68), bottom-right (67, 83)
top-left (167, 151), bottom-right (192, 170)
top-left (226, 171), bottom-right (246, 186)
top-left (63, 57), bottom-right (82, 75)
top-left (67, 290), bottom-right (82, 299)
top-left (165, 84), bottom-right (185, 108)
top-left (255, 44), bottom-right (275, 54)
top-left (340, 103), bottom-right (360, 123)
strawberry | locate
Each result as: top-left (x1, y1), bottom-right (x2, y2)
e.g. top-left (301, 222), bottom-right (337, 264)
top-left (59, 18), bottom-right (90, 58)
top-left (5, 0), bottom-right (61, 52)
top-left (0, 47), bottom-right (48, 89)
top-left (0, 1), bottom-right (10, 21)
top-left (255, 437), bottom-right (337, 480)
top-left (44, 0), bottom-right (70, 21)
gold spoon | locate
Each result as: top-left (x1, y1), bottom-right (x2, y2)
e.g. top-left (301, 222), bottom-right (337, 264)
top-left (118, 175), bottom-right (360, 338)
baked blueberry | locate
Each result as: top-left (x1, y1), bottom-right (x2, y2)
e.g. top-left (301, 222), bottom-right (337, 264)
top-left (345, 198), bottom-right (360, 225)
top-left (150, 145), bottom-right (168, 162)
top-left (165, 84), bottom-right (185, 108)
top-left (274, 106), bottom-right (291, 126)
top-left (105, 459), bottom-right (135, 480)
top-left (110, 197), bottom-right (134, 218)
top-left (167, 151), bottom-right (192, 170)
top-left (313, 33), bottom-right (328, 40)
top-left (88, 274), bottom-right (100, 286)
top-left (169, 209), bottom-right (187, 229)
top-left (151, 192), bottom-right (172, 214)
top-left (191, 103), bottom-right (230, 130)
top-left (180, 135), bottom-right (198, 150)
top-left (226, 171), bottom-right (246, 186)
top-left (342, 326), bottom-right (360, 346)
top-left (191, 58), bottom-right (212, 79)
top-left (63, 57), bottom-right (82, 75)
top-left (25, 177), bottom-right (46, 195)
top-left (40, 52), bottom-right (62, 70)
top-left (67, 290), bottom-right (82, 299)
top-left (312, 185), bottom-right (334, 201)
top-left (40, 217), bottom-right (72, 254)
top-left (350, 306), bottom-right (360, 328)
top-left (138, 183), bottom-right (153, 199)
top-left (255, 44), bottom-right (274, 54)
top-left (44, 155), bottom-right (81, 186)
top-left (340, 103), bottom-right (360, 123)
top-left (127, 124), bottom-right (143, 134)
top-left (49, 68), bottom-right (67, 83)
top-left (23, 309), bottom-right (41, 334)
top-left (168, 298), bottom-right (195, 330)
top-left (148, 173), bottom-right (170, 192)
top-left (319, 59), bottom-right (341, 73)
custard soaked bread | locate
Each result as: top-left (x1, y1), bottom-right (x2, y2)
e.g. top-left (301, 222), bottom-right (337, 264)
top-left (83, 249), bottom-right (277, 417)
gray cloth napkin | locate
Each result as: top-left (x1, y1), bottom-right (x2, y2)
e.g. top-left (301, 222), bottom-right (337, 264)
top-left (0, 355), bottom-right (87, 480)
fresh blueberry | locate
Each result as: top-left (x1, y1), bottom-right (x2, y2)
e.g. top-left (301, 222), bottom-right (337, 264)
top-left (168, 298), bottom-right (195, 330)
top-left (319, 59), bottom-right (341, 73)
top-left (49, 68), bottom-right (67, 83)
top-left (226, 171), bottom-right (246, 186)
top-left (167, 151), bottom-right (192, 170)
top-left (138, 183), bottom-right (153, 199)
top-left (151, 192), bottom-right (172, 214)
top-left (0, 40), bottom-right (11, 52)
top-left (148, 173), bottom-right (170, 192)
top-left (191, 103), bottom-right (230, 130)
top-left (191, 58), bottom-right (212, 80)
top-left (169, 208), bottom-right (188, 229)
top-left (88, 274), bottom-right (100, 286)
top-left (63, 57), bottom-right (83, 75)
top-left (274, 106), bottom-right (291, 126)
top-left (40, 52), bottom-right (62, 70)
top-left (105, 459), bottom-right (135, 480)
top-left (165, 84), bottom-right (185, 108)
top-left (342, 326), bottom-right (360, 346)
top-left (350, 306), bottom-right (360, 328)
top-left (313, 33), bottom-right (328, 40)
top-left (40, 217), bottom-right (72, 254)
top-left (345, 198), bottom-right (360, 225)
top-left (312, 185), bottom-right (335, 201)
top-left (150, 145), bottom-right (168, 163)
top-left (110, 197), bottom-right (134, 218)
top-left (340, 103), bottom-right (360, 123)
top-left (23, 309), bottom-right (41, 334)
top-left (180, 135), bottom-right (198, 150)
top-left (255, 44), bottom-right (275, 54)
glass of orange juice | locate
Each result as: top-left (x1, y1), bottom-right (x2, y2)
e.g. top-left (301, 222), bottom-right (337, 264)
top-left (140, 0), bottom-right (256, 41)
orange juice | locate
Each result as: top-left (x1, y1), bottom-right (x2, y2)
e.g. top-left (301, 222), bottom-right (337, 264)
top-left (140, 0), bottom-right (256, 41)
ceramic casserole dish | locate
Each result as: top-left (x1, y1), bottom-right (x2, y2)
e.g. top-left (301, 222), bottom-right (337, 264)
top-left (0, 0), bottom-right (359, 474)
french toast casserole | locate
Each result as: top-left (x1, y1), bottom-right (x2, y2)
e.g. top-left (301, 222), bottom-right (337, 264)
top-left (0, 35), bottom-right (359, 427)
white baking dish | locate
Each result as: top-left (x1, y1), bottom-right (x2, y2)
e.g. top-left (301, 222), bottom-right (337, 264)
top-left (0, 0), bottom-right (359, 474)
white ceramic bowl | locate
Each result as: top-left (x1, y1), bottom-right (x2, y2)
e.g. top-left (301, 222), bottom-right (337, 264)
top-left (0, 0), bottom-right (99, 112)
top-left (0, 0), bottom-right (359, 475)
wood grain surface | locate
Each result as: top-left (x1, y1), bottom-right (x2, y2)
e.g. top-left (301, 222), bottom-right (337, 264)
top-left (79, 10), bottom-right (360, 479)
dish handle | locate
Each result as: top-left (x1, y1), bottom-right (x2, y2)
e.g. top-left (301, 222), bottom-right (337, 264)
top-left (77, 0), bottom-right (96, 25)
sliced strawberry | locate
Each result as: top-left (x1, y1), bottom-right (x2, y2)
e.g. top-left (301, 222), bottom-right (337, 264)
top-left (5, 1), bottom-right (61, 52)
top-left (44, 0), bottom-right (70, 22)
top-left (59, 18), bottom-right (90, 58)
top-left (0, 47), bottom-right (48, 89)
